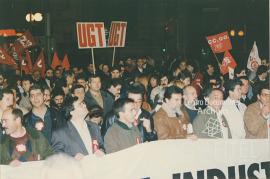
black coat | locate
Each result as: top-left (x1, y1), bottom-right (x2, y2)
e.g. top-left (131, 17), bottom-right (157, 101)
top-left (84, 90), bottom-right (114, 117)
top-left (51, 121), bottom-right (104, 156)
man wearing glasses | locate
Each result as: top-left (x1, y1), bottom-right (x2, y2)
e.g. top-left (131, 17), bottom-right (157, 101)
top-left (0, 108), bottom-right (53, 165)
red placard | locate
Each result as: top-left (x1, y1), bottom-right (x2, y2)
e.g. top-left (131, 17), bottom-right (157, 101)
top-left (206, 31), bottom-right (232, 53)
top-left (76, 22), bottom-right (106, 49)
top-left (220, 50), bottom-right (237, 75)
top-left (108, 21), bottom-right (127, 47)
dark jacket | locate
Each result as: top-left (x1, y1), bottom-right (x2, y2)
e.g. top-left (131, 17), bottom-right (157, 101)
top-left (102, 109), bottom-right (157, 142)
top-left (23, 107), bottom-right (53, 142)
top-left (50, 106), bottom-right (67, 130)
top-left (84, 90), bottom-right (114, 118)
top-left (51, 120), bottom-right (104, 156)
top-left (0, 127), bottom-right (53, 165)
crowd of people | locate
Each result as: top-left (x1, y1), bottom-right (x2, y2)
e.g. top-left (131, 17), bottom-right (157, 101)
top-left (0, 56), bottom-right (269, 165)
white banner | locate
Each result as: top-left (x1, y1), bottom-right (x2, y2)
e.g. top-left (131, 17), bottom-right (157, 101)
top-left (1, 139), bottom-right (270, 179)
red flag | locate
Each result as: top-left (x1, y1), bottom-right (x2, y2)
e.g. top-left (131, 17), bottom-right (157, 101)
top-left (25, 50), bottom-right (33, 72)
top-left (0, 47), bottom-right (16, 66)
top-left (14, 30), bottom-right (36, 54)
top-left (206, 31), bottom-right (232, 53)
top-left (20, 51), bottom-right (33, 74)
top-left (33, 51), bottom-right (46, 77)
top-left (62, 54), bottom-right (70, 71)
top-left (220, 51), bottom-right (237, 75)
top-left (20, 59), bottom-right (31, 74)
top-left (51, 52), bottom-right (61, 69)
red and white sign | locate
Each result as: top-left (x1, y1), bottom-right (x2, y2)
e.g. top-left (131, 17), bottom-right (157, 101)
top-left (108, 21), bottom-right (127, 47)
top-left (219, 50), bottom-right (237, 75)
top-left (76, 22), bottom-right (106, 49)
top-left (206, 31), bottom-right (232, 53)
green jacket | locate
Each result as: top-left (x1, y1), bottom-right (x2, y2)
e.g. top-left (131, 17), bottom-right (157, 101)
top-left (0, 127), bottom-right (53, 165)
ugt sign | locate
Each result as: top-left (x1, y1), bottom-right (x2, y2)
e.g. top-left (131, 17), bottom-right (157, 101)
top-left (76, 22), bottom-right (106, 48)
top-left (108, 21), bottom-right (127, 47)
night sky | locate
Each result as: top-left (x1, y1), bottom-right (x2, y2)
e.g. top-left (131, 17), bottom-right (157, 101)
top-left (0, 0), bottom-right (268, 68)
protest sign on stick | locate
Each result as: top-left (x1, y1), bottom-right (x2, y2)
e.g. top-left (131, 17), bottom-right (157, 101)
top-left (76, 22), bottom-right (106, 73)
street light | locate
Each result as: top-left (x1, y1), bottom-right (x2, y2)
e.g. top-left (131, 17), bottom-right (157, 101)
top-left (238, 30), bottom-right (244, 37)
top-left (25, 13), bottom-right (43, 22)
top-left (230, 30), bottom-right (235, 37)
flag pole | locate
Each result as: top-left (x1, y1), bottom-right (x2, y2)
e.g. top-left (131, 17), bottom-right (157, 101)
top-left (211, 51), bottom-right (221, 66)
top-left (91, 48), bottom-right (96, 75)
top-left (20, 63), bottom-right (22, 77)
top-left (112, 47), bottom-right (116, 67)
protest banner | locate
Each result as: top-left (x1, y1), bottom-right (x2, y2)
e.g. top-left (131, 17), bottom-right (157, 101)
top-left (1, 139), bottom-right (269, 179)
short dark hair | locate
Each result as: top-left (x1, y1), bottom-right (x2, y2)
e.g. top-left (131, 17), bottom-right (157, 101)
top-left (164, 86), bottom-right (183, 100)
top-left (257, 83), bottom-right (270, 96)
top-left (108, 79), bottom-right (123, 88)
top-left (238, 76), bottom-right (249, 84)
top-left (256, 65), bottom-right (268, 76)
top-left (113, 98), bottom-right (134, 117)
top-left (71, 84), bottom-right (85, 94)
top-left (0, 88), bottom-right (13, 101)
top-left (11, 108), bottom-right (24, 121)
top-left (224, 78), bottom-right (242, 96)
top-left (64, 97), bottom-right (79, 120)
top-left (21, 75), bottom-right (33, 83)
top-left (206, 88), bottom-right (224, 98)
top-left (160, 73), bottom-right (169, 80)
top-left (63, 70), bottom-right (74, 79)
top-left (178, 70), bottom-right (192, 81)
top-left (126, 82), bottom-right (144, 98)
top-left (234, 66), bottom-right (246, 76)
top-left (87, 104), bottom-right (103, 118)
top-left (76, 74), bottom-right (87, 82)
top-left (110, 66), bottom-right (120, 72)
top-left (29, 84), bottom-right (44, 94)
top-left (88, 74), bottom-right (101, 83)
top-left (204, 62), bottom-right (214, 71)
top-left (52, 88), bottom-right (65, 99)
